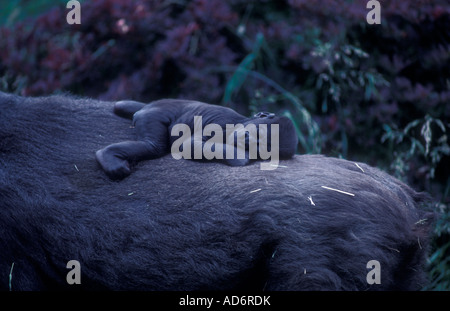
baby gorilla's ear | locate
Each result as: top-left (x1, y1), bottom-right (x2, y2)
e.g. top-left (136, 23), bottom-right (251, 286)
top-left (254, 112), bottom-right (275, 119)
top-left (114, 100), bottom-right (146, 119)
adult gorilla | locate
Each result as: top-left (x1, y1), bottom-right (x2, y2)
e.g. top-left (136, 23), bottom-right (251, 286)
top-left (0, 91), bottom-right (434, 290)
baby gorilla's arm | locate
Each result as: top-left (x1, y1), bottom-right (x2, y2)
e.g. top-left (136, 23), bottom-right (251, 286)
top-left (95, 140), bottom-right (162, 180)
top-left (175, 134), bottom-right (251, 166)
top-left (113, 100), bottom-right (146, 119)
top-left (96, 103), bottom-right (172, 179)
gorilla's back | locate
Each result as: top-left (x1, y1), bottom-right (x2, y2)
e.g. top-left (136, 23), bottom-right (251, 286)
top-left (0, 92), bottom-right (433, 290)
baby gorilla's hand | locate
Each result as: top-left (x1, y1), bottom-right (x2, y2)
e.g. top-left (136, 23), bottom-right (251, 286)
top-left (95, 147), bottom-right (131, 180)
top-left (224, 157), bottom-right (251, 166)
top-left (223, 148), bottom-right (251, 166)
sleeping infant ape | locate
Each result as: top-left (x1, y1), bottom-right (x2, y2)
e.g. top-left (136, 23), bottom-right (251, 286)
top-left (96, 99), bottom-right (298, 179)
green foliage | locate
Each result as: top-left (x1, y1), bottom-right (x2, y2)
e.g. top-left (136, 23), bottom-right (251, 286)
top-left (426, 203), bottom-right (450, 291)
top-left (0, 0), bottom-right (72, 27)
top-left (382, 116), bottom-right (450, 290)
top-left (306, 39), bottom-right (389, 157)
top-left (223, 33), bottom-right (265, 105)
top-left (222, 33), bottom-right (321, 153)
top-left (381, 115), bottom-right (450, 180)
top-left (424, 176), bottom-right (450, 291)
top-left (0, 72), bottom-right (28, 94)
top-left (311, 42), bottom-right (389, 112)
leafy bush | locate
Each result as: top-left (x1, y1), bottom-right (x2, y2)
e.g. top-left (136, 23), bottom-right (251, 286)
top-left (382, 115), bottom-right (449, 181)
top-left (0, 0), bottom-right (449, 289)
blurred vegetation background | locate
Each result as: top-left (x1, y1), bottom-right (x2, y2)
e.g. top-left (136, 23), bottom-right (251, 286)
top-left (0, 0), bottom-right (448, 290)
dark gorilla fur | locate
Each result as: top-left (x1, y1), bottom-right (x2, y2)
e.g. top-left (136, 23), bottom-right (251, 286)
top-left (0, 92), bottom-right (434, 290)
top-left (96, 99), bottom-right (298, 180)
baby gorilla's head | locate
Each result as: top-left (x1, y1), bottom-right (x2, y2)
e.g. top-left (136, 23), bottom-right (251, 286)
top-left (244, 112), bottom-right (298, 159)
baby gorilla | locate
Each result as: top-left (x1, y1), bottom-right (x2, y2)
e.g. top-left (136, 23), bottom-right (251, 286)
top-left (96, 99), bottom-right (298, 179)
